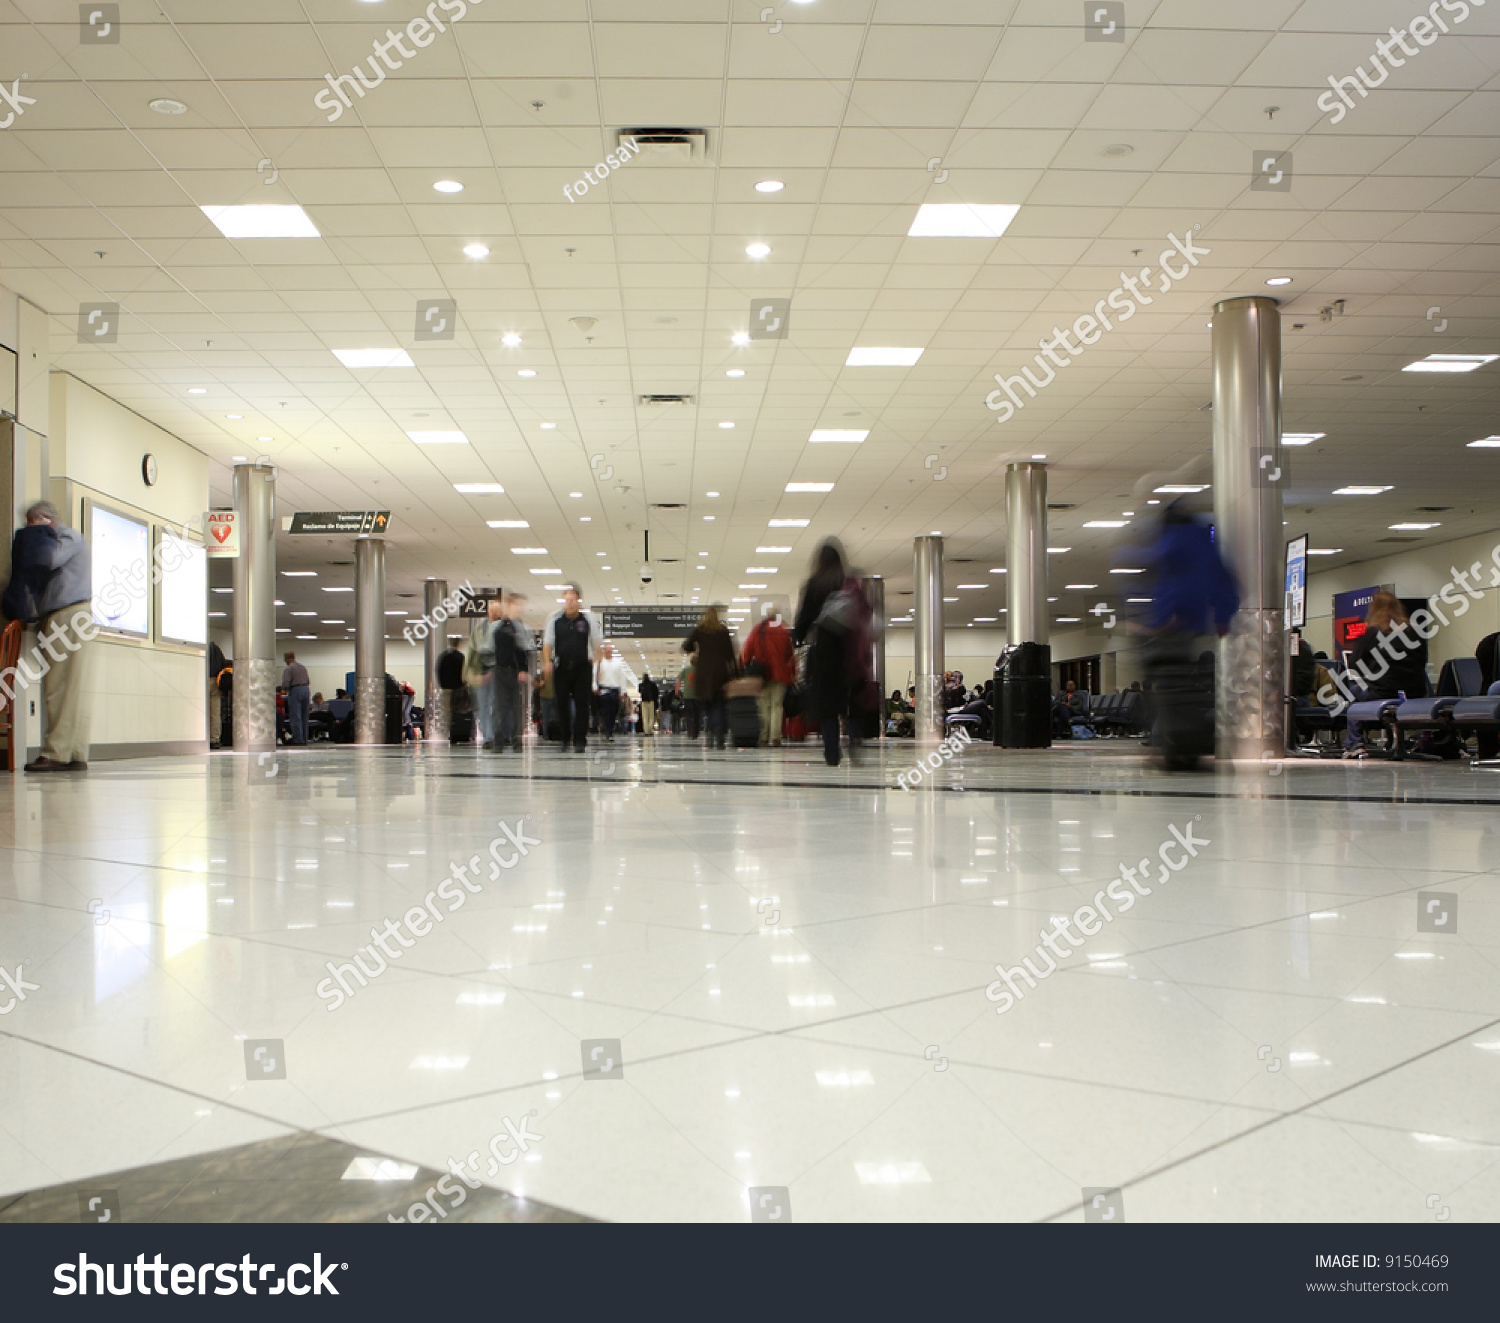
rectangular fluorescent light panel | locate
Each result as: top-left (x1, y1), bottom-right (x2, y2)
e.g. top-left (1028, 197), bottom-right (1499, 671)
top-left (745, 567), bottom-right (779, 574)
top-left (200, 204), bottom-right (320, 238)
top-left (769, 519), bottom-right (809, 527)
top-left (1333, 485), bottom-right (1392, 495)
top-left (808, 429), bottom-right (869, 444)
top-left (1402, 354), bottom-right (1497, 373)
top-left (845, 347), bottom-right (923, 367)
top-left (1083, 520), bottom-right (1128, 528)
top-left (407, 430), bottom-right (468, 445)
top-left (1389, 523), bottom-right (1440, 531)
top-left (1307, 548), bottom-right (1342, 555)
top-left (454, 482), bottom-right (504, 493)
top-left (1154, 484), bottom-right (1209, 493)
top-left (1282, 432), bottom-right (1325, 446)
top-left (487, 520), bottom-right (529, 528)
top-left (907, 203), bottom-right (1019, 238)
top-left (785, 482), bottom-right (834, 493)
top-left (756, 546), bottom-right (792, 553)
top-left (528, 568), bottom-right (562, 575)
top-left (334, 348), bottom-right (414, 368)
top-left (1467, 436), bottom-right (1500, 448)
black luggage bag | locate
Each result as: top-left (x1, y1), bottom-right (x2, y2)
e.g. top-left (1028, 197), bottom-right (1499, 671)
top-left (1147, 641), bottom-right (1215, 769)
top-left (728, 696), bottom-right (760, 748)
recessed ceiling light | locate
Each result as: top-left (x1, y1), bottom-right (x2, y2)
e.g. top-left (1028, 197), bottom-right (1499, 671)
top-left (1031, 453), bottom-right (1047, 460)
top-left (487, 520), bottom-right (530, 528)
top-left (907, 203), bottom-right (1019, 238)
top-left (1110, 568), bottom-right (1145, 574)
top-left (785, 482), bottom-right (833, 493)
top-left (1064, 583), bottom-right (1099, 590)
top-left (1389, 522), bottom-right (1440, 531)
top-left (225, 413), bottom-right (242, 420)
top-left (433, 180), bottom-right (464, 193)
top-left (149, 98), bottom-right (188, 115)
top-left (407, 430), bottom-right (468, 444)
top-left (746, 568), bottom-right (779, 575)
top-left (745, 243), bottom-right (771, 259)
top-left (568, 491), bottom-right (583, 498)
top-left (333, 348), bottom-right (414, 368)
top-left (1333, 485), bottom-right (1392, 495)
top-left (187, 387), bottom-right (207, 395)
top-left (200, 205), bottom-right (320, 238)
top-left (989, 568), bottom-right (1006, 574)
top-left (1154, 484), bottom-right (1209, 493)
top-left (1283, 432), bottom-right (1324, 446)
top-left (846, 347), bottom-right (923, 367)
top-left (1466, 435), bottom-right (1500, 447)
top-left (706, 491), bottom-right (720, 497)
top-left (731, 332), bottom-right (751, 346)
top-left (323, 586), bottom-right (354, 593)
top-left (755, 180), bottom-right (785, 193)
top-left (956, 583), bottom-right (986, 590)
top-left (769, 518), bottom-right (809, 527)
top-left (740, 584), bottom-right (768, 589)
top-left (454, 482), bottom-right (504, 493)
top-left (527, 568), bottom-right (562, 575)
top-left (282, 571), bottom-right (317, 578)
top-left (1403, 354), bottom-right (1497, 373)
top-left (756, 546), bottom-right (791, 553)
top-left (540, 422), bottom-right (557, 429)
top-left (726, 369), bottom-right (746, 378)
top-left (1082, 520), bottom-right (1128, 528)
top-left (516, 369), bottom-right (536, 377)
top-left (1049, 547), bottom-right (1071, 553)
top-left (718, 421), bottom-right (735, 429)
top-left (232, 454), bottom-right (248, 461)
top-left (257, 435), bottom-right (272, 442)
top-left (1307, 547), bottom-right (1342, 555)
top-left (808, 429), bottom-right (868, 444)
top-left (501, 332), bottom-right (522, 346)
top-left (511, 547), bottom-right (549, 555)
top-left (463, 243), bottom-right (490, 259)
top-left (1265, 277), bottom-right (1293, 286)
top-left (703, 515), bottom-right (715, 521)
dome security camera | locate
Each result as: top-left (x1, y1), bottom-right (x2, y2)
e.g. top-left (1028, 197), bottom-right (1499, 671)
top-left (639, 562), bottom-right (653, 585)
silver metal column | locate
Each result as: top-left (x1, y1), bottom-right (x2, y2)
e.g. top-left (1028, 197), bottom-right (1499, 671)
top-left (354, 537), bottom-right (387, 745)
top-left (231, 462), bottom-right (277, 752)
top-left (913, 536), bottom-right (944, 742)
top-left (861, 576), bottom-right (886, 740)
top-left (423, 578), bottom-right (449, 743)
top-left (1005, 462), bottom-right (1048, 647)
top-left (1212, 295), bottom-right (1285, 760)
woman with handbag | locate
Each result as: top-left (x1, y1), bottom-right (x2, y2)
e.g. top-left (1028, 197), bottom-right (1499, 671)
top-left (793, 539), bottom-right (873, 767)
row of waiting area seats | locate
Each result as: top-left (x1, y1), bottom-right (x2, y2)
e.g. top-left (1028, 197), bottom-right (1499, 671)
top-left (1063, 689), bottom-right (1147, 739)
top-left (1346, 657), bottom-right (1500, 761)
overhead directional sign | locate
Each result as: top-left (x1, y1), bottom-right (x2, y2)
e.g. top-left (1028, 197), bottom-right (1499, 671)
top-left (289, 511), bottom-right (391, 535)
top-left (601, 607), bottom-right (709, 639)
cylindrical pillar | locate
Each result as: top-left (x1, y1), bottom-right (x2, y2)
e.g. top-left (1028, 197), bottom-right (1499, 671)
top-left (423, 578), bottom-right (449, 744)
top-left (1212, 295), bottom-right (1285, 760)
top-left (354, 537), bottom-right (387, 745)
top-left (231, 462), bottom-right (277, 752)
top-left (1005, 462), bottom-right (1048, 648)
top-left (862, 576), bottom-right (886, 740)
top-left (913, 536), bottom-right (944, 742)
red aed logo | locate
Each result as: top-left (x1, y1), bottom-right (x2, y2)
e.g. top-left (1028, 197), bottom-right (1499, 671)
top-left (211, 522), bottom-right (233, 544)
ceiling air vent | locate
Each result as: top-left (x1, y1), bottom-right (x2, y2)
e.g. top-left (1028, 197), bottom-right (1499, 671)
top-left (640, 394), bottom-right (693, 406)
top-left (649, 502), bottom-right (687, 510)
top-left (1048, 503), bottom-right (1076, 511)
top-left (619, 127), bottom-right (707, 164)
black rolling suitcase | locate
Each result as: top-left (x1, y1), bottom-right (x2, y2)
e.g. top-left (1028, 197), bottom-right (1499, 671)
top-left (1148, 643), bottom-right (1214, 770)
top-left (728, 697), bottom-right (760, 747)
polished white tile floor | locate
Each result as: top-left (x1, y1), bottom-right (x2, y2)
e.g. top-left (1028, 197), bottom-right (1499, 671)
top-left (2, 736), bottom-right (1498, 1222)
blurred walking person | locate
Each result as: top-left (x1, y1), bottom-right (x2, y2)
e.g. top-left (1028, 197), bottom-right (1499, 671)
top-left (794, 539), bottom-right (875, 767)
top-left (682, 606), bottom-right (736, 750)
top-left (1137, 501), bottom-right (1239, 770)
top-left (464, 598), bottom-right (501, 747)
top-left (595, 642), bottom-right (636, 743)
top-left (741, 602), bottom-right (795, 747)
top-left (542, 585), bottom-right (602, 753)
top-left (492, 592), bottom-right (532, 752)
top-left (638, 671), bottom-right (659, 736)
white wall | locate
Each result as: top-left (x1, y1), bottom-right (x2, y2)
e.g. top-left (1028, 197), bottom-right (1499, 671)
top-left (1304, 528), bottom-right (1500, 671)
top-left (48, 373), bottom-right (211, 758)
top-left (273, 638), bottom-right (427, 700)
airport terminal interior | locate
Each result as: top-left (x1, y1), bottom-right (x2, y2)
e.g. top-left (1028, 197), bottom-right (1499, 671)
top-left (0, 1), bottom-right (1498, 1226)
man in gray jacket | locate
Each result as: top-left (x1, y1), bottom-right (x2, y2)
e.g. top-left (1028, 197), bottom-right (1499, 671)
top-left (19, 501), bottom-right (94, 772)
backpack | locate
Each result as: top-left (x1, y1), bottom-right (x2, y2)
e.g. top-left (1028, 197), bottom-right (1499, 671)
top-left (816, 586), bottom-right (859, 635)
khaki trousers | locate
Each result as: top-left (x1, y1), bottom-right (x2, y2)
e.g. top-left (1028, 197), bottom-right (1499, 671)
top-left (40, 607), bottom-right (94, 764)
top-left (758, 681), bottom-right (785, 745)
top-left (641, 700), bottom-right (656, 734)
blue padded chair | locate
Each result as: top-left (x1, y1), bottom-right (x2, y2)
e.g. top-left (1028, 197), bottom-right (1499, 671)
top-left (1394, 659), bottom-right (1474, 731)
